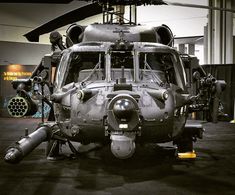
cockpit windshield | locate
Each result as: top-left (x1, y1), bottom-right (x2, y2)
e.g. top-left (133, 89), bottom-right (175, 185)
top-left (65, 52), bottom-right (105, 85)
top-left (139, 52), bottom-right (177, 85)
top-left (110, 51), bottom-right (134, 81)
top-left (55, 46), bottom-right (186, 90)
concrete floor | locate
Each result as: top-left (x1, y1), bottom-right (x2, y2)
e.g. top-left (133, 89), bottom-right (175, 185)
top-left (0, 118), bottom-right (235, 195)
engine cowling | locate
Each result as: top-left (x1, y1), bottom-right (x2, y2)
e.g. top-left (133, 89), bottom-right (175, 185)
top-left (66, 24), bottom-right (84, 47)
top-left (155, 24), bottom-right (174, 47)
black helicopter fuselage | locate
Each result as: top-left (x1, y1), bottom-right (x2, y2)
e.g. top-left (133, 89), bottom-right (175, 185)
top-left (5, 24), bottom-right (205, 163)
top-left (4, 0), bottom-right (228, 163)
top-left (51, 40), bottom-right (189, 158)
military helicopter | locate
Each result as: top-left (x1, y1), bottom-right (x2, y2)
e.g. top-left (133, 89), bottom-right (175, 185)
top-left (4, 0), bottom-right (228, 163)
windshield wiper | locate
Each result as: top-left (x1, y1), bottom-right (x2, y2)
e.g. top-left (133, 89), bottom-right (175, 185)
top-left (81, 54), bottom-right (102, 83)
top-left (144, 54), bottom-right (164, 86)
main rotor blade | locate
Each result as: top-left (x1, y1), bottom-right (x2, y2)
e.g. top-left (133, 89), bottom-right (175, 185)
top-left (164, 1), bottom-right (235, 13)
top-left (24, 2), bottom-right (102, 42)
top-left (0, 0), bottom-right (73, 3)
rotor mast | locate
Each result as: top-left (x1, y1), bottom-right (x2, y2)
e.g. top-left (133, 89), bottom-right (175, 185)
top-left (102, 4), bottom-right (137, 25)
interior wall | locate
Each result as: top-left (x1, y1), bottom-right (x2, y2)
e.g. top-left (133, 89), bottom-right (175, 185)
top-left (0, 1), bottom-right (89, 43)
top-left (0, 41), bottom-right (51, 65)
top-left (233, 0), bottom-right (235, 35)
top-left (234, 37), bottom-right (235, 63)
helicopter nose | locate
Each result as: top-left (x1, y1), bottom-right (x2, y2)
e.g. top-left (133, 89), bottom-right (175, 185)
top-left (113, 98), bottom-right (135, 120)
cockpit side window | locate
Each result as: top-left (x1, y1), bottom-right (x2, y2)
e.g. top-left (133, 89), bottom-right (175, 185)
top-left (55, 50), bottom-right (71, 90)
top-left (64, 52), bottom-right (105, 84)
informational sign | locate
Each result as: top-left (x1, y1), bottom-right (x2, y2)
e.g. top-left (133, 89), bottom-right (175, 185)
top-left (3, 71), bottom-right (32, 81)
top-left (1, 64), bottom-right (32, 81)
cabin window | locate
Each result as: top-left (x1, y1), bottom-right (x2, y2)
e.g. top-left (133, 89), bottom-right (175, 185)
top-left (64, 52), bottom-right (105, 84)
top-left (139, 52), bottom-right (177, 85)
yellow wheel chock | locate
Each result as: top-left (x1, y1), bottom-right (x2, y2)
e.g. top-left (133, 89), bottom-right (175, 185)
top-left (178, 150), bottom-right (197, 159)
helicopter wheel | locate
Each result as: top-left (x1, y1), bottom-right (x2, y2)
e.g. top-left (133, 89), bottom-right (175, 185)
top-left (175, 136), bottom-right (196, 159)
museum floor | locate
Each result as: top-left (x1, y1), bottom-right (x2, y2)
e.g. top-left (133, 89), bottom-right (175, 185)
top-left (0, 118), bottom-right (235, 195)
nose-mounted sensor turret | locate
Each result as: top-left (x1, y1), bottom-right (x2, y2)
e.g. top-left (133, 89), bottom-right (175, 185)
top-left (113, 98), bottom-right (135, 121)
top-left (107, 94), bottom-right (139, 129)
top-left (107, 93), bottom-right (140, 159)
